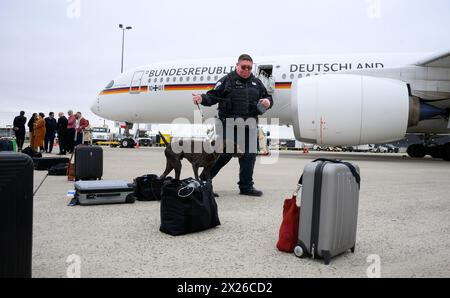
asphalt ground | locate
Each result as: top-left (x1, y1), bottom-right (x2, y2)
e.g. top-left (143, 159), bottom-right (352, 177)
top-left (31, 147), bottom-right (450, 277)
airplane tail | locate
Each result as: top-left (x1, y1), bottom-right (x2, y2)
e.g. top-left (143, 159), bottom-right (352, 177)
top-left (158, 131), bottom-right (169, 145)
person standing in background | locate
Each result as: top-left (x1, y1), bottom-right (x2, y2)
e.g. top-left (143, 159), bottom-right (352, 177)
top-left (33, 113), bottom-right (46, 152)
top-left (44, 112), bottom-right (57, 153)
top-left (66, 110), bottom-right (76, 154)
top-left (57, 112), bottom-right (68, 155)
top-left (13, 111), bottom-right (27, 152)
top-left (27, 113), bottom-right (37, 149)
top-left (75, 112), bottom-right (89, 146)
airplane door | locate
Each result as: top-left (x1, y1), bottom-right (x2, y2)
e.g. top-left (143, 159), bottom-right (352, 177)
top-left (130, 70), bottom-right (145, 94)
top-left (255, 64), bottom-right (275, 94)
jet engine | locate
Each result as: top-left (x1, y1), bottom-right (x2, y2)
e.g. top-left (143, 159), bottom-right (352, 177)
top-left (290, 74), bottom-right (419, 146)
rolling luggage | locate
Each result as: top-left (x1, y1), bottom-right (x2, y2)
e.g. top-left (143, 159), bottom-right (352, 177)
top-left (33, 157), bottom-right (70, 171)
top-left (294, 158), bottom-right (360, 265)
top-left (0, 153), bottom-right (34, 278)
top-left (74, 180), bottom-right (135, 206)
top-left (133, 174), bottom-right (172, 201)
top-left (160, 178), bottom-right (220, 236)
top-left (75, 145), bottom-right (103, 181)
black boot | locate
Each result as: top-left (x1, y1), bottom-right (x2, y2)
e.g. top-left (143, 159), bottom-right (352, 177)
top-left (239, 187), bottom-right (263, 197)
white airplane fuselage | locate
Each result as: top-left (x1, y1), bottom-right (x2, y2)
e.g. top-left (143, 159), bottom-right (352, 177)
top-left (92, 52), bottom-right (450, 146)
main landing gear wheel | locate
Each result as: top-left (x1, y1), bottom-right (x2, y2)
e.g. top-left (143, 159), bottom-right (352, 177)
top-left (407, 144), bottom-right (426, 158)
top-left (441, 143), bottom-right (450, 161)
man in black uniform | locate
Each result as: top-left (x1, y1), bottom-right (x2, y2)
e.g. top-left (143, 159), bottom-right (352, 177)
top-left (193, 54), bottom-right (273, 196)
top-left (56, 112), bottom-right (68, 155)
top-left (13, 111), bottom-right (27, 152)
top-left (44, 112), bottom-right (57, 153)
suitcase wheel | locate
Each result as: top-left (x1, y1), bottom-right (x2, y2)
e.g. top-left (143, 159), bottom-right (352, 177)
top-left (294, 245), bottom-right (305, 258)
top-left (126, 194), bottom-right (136, 204)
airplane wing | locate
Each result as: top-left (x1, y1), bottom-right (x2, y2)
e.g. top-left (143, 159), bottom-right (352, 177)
top-left (416, 50), bottom-right (450, 68)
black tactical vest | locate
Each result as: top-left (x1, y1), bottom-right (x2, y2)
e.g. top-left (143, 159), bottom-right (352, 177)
top-left (218, 72), bottom-right (262, 119)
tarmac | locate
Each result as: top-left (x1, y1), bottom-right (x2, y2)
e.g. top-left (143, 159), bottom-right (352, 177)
top-left (31, 146), bottom-right (450, 278)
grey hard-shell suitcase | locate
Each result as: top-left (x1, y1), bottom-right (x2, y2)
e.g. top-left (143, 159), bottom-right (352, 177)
top-left (74, 180), bottom-right (135, 206)
top-left (75, 145), bottom-right (103, 180)
top-left (294, 158), bottom-right (360, 265)
top-left (0, 153), bottom-right (33, 278)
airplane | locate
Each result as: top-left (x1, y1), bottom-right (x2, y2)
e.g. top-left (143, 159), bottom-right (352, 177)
top-left (91, 51), bottom-right (450, 161)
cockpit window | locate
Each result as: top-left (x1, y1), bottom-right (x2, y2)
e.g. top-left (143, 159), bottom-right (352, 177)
top-left (105, 80), bottom-right (114, 89)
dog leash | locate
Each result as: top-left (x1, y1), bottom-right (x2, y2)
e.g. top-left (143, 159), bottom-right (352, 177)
top-left (195, 103), bottom-right (215, 139)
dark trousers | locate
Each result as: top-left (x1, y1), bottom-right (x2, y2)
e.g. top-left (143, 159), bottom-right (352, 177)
top-left (58, 133), bottom-right (66, 154)
top-left (66, 128), bottom-right (75, 153)
top-left (14, 131), bottom-right (25, 151)
top-left (209, 153), bottom-right (257, 190)
top-left (44, 134), bottom-right (55, 153)
top-left (75, 132), bottom-right (83, 146)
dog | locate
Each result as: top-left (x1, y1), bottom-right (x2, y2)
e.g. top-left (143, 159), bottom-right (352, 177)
top-left (159, 132), bottom-right (221, 182)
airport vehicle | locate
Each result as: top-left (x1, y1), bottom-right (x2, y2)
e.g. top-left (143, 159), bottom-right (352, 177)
top-left (90, 127), bottom-right (111, 144)
top-left (91, 51), bottom-right (450, 161)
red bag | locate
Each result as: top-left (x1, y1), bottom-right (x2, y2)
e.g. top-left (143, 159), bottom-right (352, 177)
top-left (276, 195), bottom-right (300, 252)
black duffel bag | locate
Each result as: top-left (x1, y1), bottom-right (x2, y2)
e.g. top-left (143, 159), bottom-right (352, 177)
top-left (160, 178), bottom-right (221, 236)
top-left (133, 174), bottom-right (172, 201)
top-left (48, 163), bottom-right (68, 176)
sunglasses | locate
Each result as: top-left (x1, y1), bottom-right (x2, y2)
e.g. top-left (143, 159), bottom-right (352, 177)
top-left (239, 65), bottom-right (252, 71)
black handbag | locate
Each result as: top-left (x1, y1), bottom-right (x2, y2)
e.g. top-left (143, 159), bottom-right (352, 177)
top-left (133, 174), bottom-right (172, 201)
top-left (160, 178), bottom-right (221, 236)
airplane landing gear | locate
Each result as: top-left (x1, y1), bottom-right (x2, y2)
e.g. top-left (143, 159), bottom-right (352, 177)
top-left (406, 134), bottom-right (450, 161)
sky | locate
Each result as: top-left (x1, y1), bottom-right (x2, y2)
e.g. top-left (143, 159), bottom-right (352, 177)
top-left (0, 0), bottom-right (449, 135)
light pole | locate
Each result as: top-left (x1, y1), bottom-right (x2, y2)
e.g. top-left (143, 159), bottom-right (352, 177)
top-left (119, 24), bottom-right (132, 73)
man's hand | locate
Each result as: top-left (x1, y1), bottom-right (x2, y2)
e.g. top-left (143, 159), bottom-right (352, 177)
top-left (192, 93), bottom-right (202, 105)
top-left (259, 98), bottom-right (271, 109)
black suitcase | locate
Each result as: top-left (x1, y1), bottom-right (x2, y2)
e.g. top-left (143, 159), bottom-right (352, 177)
top-left (75, 145), bottom-right (103, 180)
top-left (0, 152), bottom-right (33, 278)
top-left (33, 157), bottom-right (70, 171)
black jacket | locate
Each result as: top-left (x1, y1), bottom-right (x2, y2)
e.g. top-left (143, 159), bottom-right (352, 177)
top-left (45, 117), bottom-right (57, 136)
top-left (201, 71), bottom-right (273, 119)
top-left (13, 115), bottom-right (27, 134)
top-left (57, 116), bottom-right (68, 136)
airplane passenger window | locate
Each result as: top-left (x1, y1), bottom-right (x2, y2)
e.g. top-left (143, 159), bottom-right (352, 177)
top-left (282, 74), bottom-right (286, 79)
top-left (214, 76), bottom-right (218, 81)
top-left (207, 76), bottom-right (211, 81)
top-left (173, 77), bottom-right (177, 82)
top-left (160, 77), bottom-right (164, 82)
top-left (298, 74), bottom-right (303, 78)
top-left (200, 76), bottom-right (204, 81)
top-left (186, 77), bottom-right (190, 82)
top-left (193, 76), bottom-right (197, 82)
top-left (290, 74), bottom-right (294, 80)
top-left (154, 78), bottom-right (158, 83)
top-left (306, 74), bottom-right (310, 77)
top-left (166, 77), bottom-right (170, 82)
top-left (180, 77), bottom-right (184, 82)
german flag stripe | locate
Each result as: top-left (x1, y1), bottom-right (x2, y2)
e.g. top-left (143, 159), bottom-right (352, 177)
top-left (99, 86), bottom-right (148, 95)
top-left (275, 82), bottom-right (292, 89)
top-left (164, 84), bottom-right (215, 91)
top-left (99, 82), bottom-right (292, 95)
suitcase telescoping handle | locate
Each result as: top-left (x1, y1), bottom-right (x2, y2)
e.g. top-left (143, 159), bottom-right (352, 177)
top-left (297, 158), bottom-right (361, 189)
